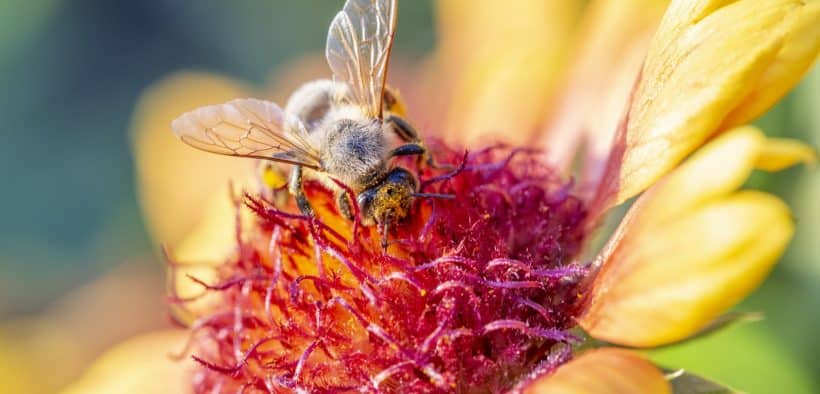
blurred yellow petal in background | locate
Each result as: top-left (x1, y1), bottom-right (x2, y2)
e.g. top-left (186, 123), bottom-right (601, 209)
top-left (60, 330), bottom-right (191, 394)
top-left (582, 127), bottom-right (812, 347)
top-left (171, 182), bottom-right (244, 263)
top-left (0, 263), bottom-right (166, 394)
top-left (168, 176), bottom-right (259, 324)
top-left (596, 0), bottom-right (816, 210)
top-left (132, 71), bottom-right (254, 249)
top-left (540, 0), bottom-right (669, 193)
top-left (0, 318), bottom-right (83, 394)
top-left (433, 0), bottom-right (582, 144)
top-left (523, 348), bottom-right (670, 394)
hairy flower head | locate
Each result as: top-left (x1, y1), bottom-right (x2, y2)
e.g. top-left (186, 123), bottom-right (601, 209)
top-left (172, 143), bottom-right (589, 392)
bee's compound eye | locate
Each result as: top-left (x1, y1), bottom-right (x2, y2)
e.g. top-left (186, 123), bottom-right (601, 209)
top-left (384, 168), bottom-right (418, 190)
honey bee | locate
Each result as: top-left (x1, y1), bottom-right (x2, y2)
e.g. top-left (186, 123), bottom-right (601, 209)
top-left (171, 0), bottom-right (441, 241)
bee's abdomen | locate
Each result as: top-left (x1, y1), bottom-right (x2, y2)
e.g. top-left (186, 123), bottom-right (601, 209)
top-left (284, 79), bottom-right (348, 130)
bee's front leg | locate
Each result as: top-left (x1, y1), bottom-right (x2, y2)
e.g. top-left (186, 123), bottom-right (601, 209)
top-left (385, 115), bottom-right (453, 170)
top-left (289, 166), bottom-right (314, 217)
top-left (388, 143), bottom-right (426, 159)
top-left (385, 114), bottom-right (420, 142)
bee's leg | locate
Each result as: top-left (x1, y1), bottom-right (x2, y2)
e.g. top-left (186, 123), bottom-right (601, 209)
top-left (335, 189), bottom-right (355, 221)
top-left (385, 114), bottom-right (420, 142)
top-left (385, 115), bottom-right (453, 170)
top-left (289, 166), bottom-right (314, 217)
top-left (388, 143), bottom-right (426, 158)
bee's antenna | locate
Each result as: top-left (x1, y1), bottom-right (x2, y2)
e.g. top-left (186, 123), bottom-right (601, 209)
top-left (411, 192), bottom-right (455, 200)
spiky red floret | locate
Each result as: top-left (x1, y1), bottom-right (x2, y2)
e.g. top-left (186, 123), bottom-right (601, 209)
top-left (173, 142), bottom-right (588, 393)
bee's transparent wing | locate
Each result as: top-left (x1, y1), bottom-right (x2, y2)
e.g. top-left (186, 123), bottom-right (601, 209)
top-left (171, 98), bottom-right (323, 170)
top-left (326, 0), bottom-right (397, 118)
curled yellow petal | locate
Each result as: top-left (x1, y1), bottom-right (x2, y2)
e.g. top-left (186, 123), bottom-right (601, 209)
top-left (542, 0), bottom-right (669, 184)
top-left (755, 137), bottom-right (817, 172)
top-left (595, 0), bottom-right (810, 211)
top-left (434, 0), bottom-right (582, 144)
top-left (586, 191), bottom-right (793, 347)
top-left (61, 331), bottom-right (191, 394)
top-left (524, 348), bottom-right (670, 394)
top-left (722, 0), bottom-right (820, 128)
top-left (621, 126), bottom-right (764, 225)
top-left (582, 127), bottom-right (797, 348)
top-left (133, 71), bottom-right (253, 248)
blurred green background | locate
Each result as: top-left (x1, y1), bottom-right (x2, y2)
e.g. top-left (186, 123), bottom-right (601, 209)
top-left (0, 1), bottom-right (816, 393)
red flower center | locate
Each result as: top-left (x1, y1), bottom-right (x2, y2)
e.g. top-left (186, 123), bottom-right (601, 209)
top-left (175, 141), bottom-right (589, 393)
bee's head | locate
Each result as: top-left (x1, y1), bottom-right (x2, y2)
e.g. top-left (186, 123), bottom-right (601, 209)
top-left (357, 167), bottom-right (418, 226)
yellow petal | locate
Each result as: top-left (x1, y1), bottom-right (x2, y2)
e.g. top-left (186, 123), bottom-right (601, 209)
top-left (172, 180), bottom-right (247, 263)
top-left (581, 127), bottom-right (797, 348)
top-left (541, 0), bottom-right (669, 190)
top-left (433, 0), bottom-right (582, 144)
top-left (722, 0), bottom-right (820, 128)
top-left (60, 331), bottom-right (191, 394)
top-left (133, 73), bottom-right (258, 324)
top-left (586, 191), bottom-right (793, 347)
top-left (524, 348), bottom-right (670, 394)
top-left (0, 320), bottom-right (80, 394)
top-left (169, 176), bottom-right (259, 323)
top-left (594, 0), bottom-right (809, 210)
top-left (133, 71), bottom-right (254, 248)
top-left (755, 137), bottom-right (817, 172)
top-left (0, 263), bottom-right (168, 394)
top-left (621, 126), bottom-right (764, 226)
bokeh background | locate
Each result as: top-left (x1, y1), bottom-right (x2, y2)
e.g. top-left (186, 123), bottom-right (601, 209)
top-left (0, 1), bottom-right (816, 393)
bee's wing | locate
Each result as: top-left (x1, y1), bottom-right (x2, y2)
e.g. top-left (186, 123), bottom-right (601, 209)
top-left (326, 0), bottom-right (397, 119)
top-left (171, 98), bottom-right (323, 170)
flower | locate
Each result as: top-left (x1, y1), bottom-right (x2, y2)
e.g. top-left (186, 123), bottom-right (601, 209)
top-left (65, 0), bottom-right (818, 392)
top-left (174, 143), bottom-right (589, 392)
